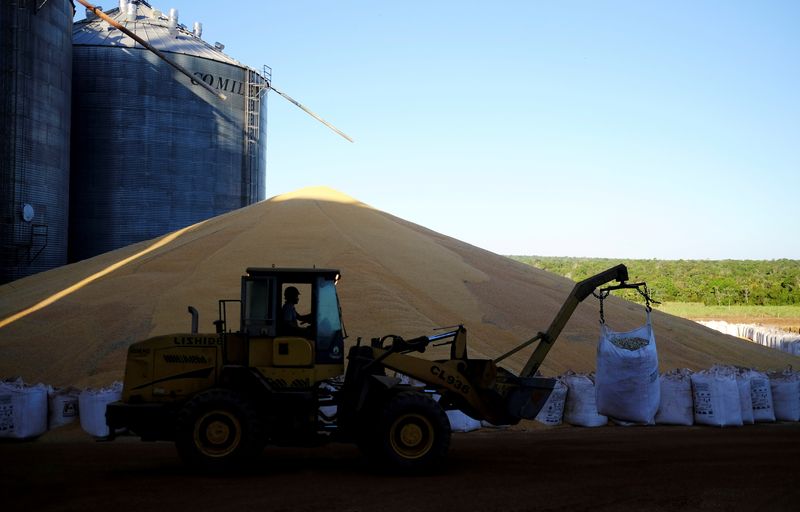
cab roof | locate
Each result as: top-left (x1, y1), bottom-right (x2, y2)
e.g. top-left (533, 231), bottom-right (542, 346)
top-left (245, 268), bottom-right (340, 281)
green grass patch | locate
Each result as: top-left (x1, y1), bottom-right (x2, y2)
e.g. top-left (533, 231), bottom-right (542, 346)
top-left (509, 255), bottom-right (800, 307)
top-left (657, 302), bottom-right (800, 320)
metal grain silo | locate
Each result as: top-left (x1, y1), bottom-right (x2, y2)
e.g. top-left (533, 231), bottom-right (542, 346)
top-left (69, 0), bottom-right (268, 261)
top-left (0, 0), bottom-right (74, 284)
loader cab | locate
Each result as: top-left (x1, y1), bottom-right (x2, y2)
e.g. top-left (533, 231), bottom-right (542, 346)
top-left (240, 268), bottom-right (345, 366)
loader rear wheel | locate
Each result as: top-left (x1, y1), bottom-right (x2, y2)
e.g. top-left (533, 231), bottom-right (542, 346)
top-left (175, 389), bottom-right (265, 472)
top-left (365, 391), bottom-right (451, 473)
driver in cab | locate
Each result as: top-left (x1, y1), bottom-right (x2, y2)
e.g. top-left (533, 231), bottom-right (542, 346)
top-left (281, 286), bottom-right (312, 335)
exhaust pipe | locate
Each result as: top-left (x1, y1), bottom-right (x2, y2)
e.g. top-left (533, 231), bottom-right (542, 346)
top-left (187, 306), bottom-right (199, 334)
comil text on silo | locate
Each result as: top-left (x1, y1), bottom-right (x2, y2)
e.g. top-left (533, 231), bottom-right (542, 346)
top-left (192, 72), bottom-right (246, 96)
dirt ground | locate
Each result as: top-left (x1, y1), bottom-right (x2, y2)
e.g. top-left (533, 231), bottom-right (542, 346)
top-left (3, 422), bottom-right (799, 512)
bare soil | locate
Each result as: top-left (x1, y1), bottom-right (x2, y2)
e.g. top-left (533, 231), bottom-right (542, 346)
top-left (3, 422), bottom-right (799, 512)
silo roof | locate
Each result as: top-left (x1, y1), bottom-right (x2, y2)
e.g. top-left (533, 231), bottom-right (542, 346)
top-left (73, 1), bottom-right (246, 68)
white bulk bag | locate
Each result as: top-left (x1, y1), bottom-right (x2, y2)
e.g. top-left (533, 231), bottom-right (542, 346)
top-left (769, 370), bottom-right (800, 422)
top-left (735, 373), bottom-right (755, 425)
top-left (746, 370), bottom-right (775, 423)
top-left (48, 386), bottom-right (81, 429)
top-left (446, 410), bottom-right (481, 432)
top-left (563, 372), bottom-right (607, 427)
top-left (79, 382), bottom-right (123, 437)
top-left (691, 369), bottom-right (743, 427)
top-left (535, 378), bottom-right (568, 426)
top-left (654, 369), bottom-right (694, 426)
top-left (0, 379), bottom-right (48, 439)
top-left (595, 312), bottom-right (660, 424)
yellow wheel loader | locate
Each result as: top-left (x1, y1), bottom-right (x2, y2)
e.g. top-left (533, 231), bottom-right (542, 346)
top-left (107, 265), bottom-right (632, 472)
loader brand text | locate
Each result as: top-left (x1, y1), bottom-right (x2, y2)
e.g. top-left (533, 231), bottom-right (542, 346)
top-left (162, 354), bottom-right (210, 364)
top-left (172, 336), bottom-right (221, 346)
top-left (430, 365), bottom-right (470, 394)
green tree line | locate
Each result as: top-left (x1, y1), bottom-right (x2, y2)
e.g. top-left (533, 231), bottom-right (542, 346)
top-left (509, 256), bottom-right (800, 306)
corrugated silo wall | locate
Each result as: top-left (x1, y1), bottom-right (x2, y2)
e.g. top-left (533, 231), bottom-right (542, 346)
top-left (0, 0), bottom-right (73, 284)
top-left (69, 47), bottom-right (265, 262)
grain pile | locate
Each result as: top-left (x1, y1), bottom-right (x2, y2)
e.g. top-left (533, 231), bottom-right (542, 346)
top-left (1, 186), bottom-right (797, 387)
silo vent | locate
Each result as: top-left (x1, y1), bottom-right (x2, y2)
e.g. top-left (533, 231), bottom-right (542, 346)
top-left (168, 8), bottom-right (178, 31)
top-left (214, 42), bottom-right (225, 51)
top-left (125, 3), bottom-right (137, 22)
top-left (152, 9), bottom-right (162, 19)
top-left (193, 21), bottom-right (202, 38)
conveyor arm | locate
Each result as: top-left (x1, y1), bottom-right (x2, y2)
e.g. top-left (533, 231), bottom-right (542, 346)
top-left (494, 264), bottom-right (629, 378)
top-left (75, 0), bottom-right (227, 100)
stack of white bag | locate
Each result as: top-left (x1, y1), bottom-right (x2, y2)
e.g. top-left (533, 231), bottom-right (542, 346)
top-left (535, 378), bottom-right (568, 426)
top-left (562, 372), bottom-right (607, 427)
top-left (48, 386), bottom-right (81, 430)
top-left (595, 311), bottom-right (660, 424)
top-left (736, 368), bottom-right (755, 424)
top-left (768, 367), bottom-right (800, 421)
top-left (691, 365), bottom-right (782, 427)
top-left (79, 381), bottom-right (123, 437)
top-left (690, 365), bottom-right (747, 427)
top-left (655, 369), bottom-right (694, 426)
top-left (744, 368), bottom-right (776, 423)
top-left (0, 378), bottom-right (48, 439)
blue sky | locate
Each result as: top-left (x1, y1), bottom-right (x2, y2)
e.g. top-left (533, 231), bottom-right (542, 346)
top-left (83, 1), bottom-right (799, 259)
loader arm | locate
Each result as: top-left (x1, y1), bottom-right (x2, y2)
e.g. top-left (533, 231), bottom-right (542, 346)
top-left (513, 264), bottom-right (629, 378)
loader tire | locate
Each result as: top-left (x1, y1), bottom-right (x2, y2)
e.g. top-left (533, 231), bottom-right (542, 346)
top-left (365, 391), bottom-right (451, 473)
top-left (175, 389), bottom-right (265, 472)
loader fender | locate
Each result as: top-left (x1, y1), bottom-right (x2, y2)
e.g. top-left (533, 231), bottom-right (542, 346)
top-left (218, 365), bottom-right (273, 402)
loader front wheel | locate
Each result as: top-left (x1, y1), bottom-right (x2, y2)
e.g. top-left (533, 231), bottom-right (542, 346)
top-left (367, 392), bottom-right (451, 473)
top-left (175, 389), bottom-right (265, 472)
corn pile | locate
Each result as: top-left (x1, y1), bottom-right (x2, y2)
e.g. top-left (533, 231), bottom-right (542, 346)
top-left (609, 336), bottom-right (650, 351)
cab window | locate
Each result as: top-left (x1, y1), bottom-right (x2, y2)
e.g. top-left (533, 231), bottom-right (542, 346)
top-left (315, 277), bottom-right (342, 351)
top-left (243, 277), bottom-right (275, 336)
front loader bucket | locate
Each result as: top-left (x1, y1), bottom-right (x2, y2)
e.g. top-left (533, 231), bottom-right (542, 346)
top-left (504, 377), bottom-right (556, 420)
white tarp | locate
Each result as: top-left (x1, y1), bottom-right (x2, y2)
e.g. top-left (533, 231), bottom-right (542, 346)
top-left (535, 378), bottom-right (568, 426)
top-left (446, 410), bottom-right (482, 432)
top-left (79, 382), bottom-right (123, 437)
top-left (654, 369), bottom-right (694, 426)
top-left (563, 372), bottom-right (607, 427)
top-left (0, 378), bottom-right (48, 439)
top-left (595, 312), bottom-right (660, 424)
top-left (746, 369), bottom-right (775, 423)
top-left (769, 368), bottom-right (800, 422)
top-left (48, 386), bottom-right (81, 430)
top-left (691, 367), bottom-right (743, 427)
top-left (698, 320), bottom-right (800, 356)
